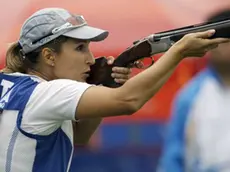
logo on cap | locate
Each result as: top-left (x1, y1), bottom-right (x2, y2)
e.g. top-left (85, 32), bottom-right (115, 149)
top-left (66, 15), bottom-right (86, 26)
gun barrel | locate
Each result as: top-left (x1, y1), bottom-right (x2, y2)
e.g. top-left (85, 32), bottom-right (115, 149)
top-left (152, 19), bottom-right (230, 41)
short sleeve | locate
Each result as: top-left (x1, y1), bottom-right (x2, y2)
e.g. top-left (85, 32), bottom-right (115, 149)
top-left (21, 79), bottom-right (93, 135)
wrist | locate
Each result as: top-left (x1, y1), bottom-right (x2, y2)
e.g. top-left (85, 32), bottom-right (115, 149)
top-left (167, 44), bottom-right (185, 61)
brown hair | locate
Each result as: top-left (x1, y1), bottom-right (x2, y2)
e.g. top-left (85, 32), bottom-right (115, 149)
top-left (1, 36), bottom-right (69, 74)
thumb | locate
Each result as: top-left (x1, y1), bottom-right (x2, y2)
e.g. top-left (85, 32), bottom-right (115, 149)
top-left (107, 56), bottom-right (115, 65)
top-left (194, 29), bottom-right (216, 39)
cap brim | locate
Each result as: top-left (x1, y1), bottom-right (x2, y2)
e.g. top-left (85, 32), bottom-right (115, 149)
top-left (62, 25), bottom-right (109, 42)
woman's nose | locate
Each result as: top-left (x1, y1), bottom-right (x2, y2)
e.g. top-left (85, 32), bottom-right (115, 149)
top-left (86, 53), bottom-right (95, 66)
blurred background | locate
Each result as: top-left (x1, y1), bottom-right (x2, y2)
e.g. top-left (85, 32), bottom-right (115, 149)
top-left (1, 0), bottom-right (230, 171)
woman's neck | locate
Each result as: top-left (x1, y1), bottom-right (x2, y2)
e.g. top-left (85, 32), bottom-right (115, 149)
top-left (27, 69), bottom-right (52, 81)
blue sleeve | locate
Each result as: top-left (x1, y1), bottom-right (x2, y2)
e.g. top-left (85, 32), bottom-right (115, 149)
top-left (158, 72), bottom-right (206, 172)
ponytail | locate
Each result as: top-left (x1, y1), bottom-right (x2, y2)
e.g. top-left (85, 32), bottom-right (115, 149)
top-left (1, 36), bottom-right (69, 74)
top-left (1, 42), bottom-right (27, 73)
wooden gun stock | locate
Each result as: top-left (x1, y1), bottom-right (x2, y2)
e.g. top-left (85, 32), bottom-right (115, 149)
top-left (86, 39), bottom-right (152, 87)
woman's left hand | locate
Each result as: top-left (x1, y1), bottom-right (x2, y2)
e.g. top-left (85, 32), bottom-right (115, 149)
top-left (107, 56), bottom-right (132, 84)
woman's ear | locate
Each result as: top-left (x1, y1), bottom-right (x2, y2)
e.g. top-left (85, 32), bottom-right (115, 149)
top-left (41, 48), bottom-right (56, 67)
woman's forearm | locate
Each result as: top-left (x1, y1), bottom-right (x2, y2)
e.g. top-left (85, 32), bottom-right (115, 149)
top-left (117, 47), bottom-right (182, 111)
top-left (150, 66), bottom-right (176, 94)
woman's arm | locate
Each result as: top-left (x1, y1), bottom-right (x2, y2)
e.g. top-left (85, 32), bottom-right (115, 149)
top-left (72, 56), bottom-right (132, 146)
top-left (76, 47), bottom-right (182, 118)
top-left (76, 30), bottom-right (229, 119)
top-left (72, 68), bottom-right (176, 146)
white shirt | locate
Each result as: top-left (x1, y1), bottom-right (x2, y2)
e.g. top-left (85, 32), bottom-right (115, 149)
top-left (0, 72), bottom-right (92, 172)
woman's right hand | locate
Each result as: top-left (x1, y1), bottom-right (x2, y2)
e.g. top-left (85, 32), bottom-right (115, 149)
top-left (171, 29), bottom-right (230, 58)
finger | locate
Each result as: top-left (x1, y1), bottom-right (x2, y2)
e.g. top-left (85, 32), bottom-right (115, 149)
top-left (206, 38), bottom-right (230, 46)
top-left (107, 56), bottom-right (115, 65)
top-left (209, 44), bottom-right (219, 49)
top-left (192, 52), bottom-right (207, 57)
top-left (205, 44), bottom-right (219, 50)
top-left (197, 52), bottom-right (207, 57)
top-left (193, 29), bottom-right (216, 39)
top-left (114, 78), bottom-right (127, 84)
top-left (111, 73), bottom-right (129, 79)
top-left (112, 67), bottom-right (131, 74)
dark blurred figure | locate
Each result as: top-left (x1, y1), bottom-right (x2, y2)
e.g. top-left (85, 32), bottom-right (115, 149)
top-left (158, 9), bottom-right (230, 172)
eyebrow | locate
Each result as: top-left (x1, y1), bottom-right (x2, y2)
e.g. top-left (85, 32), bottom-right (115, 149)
top-left (72, 39), bottom-right (88, 44)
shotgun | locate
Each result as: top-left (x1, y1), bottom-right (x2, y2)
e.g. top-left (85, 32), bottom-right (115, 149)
top-left (87, 19), bottom-right (230, 87)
